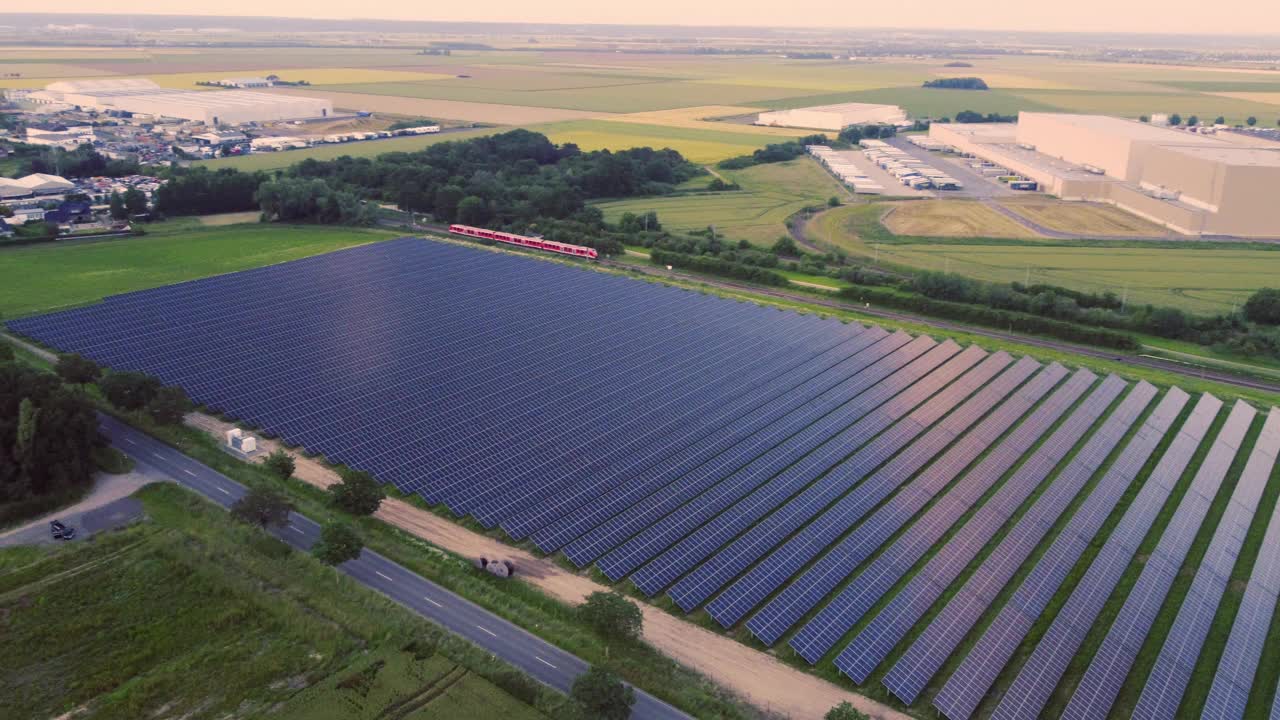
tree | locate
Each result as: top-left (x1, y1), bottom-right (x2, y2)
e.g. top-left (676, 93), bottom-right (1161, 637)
top-left (1214, 116), bottom-right (1226, 125)
top-left (263, 449), bottom-right (296, 480)
top-left (825, 701), bottom-right (870, 720)
top-left (827, 196), bottom-right (841, 207)
top-left (230, 486), bottom-right (292, 529)
top-left (1138, 115), bottom-right (1150, 123)
top-left (1186, 115), bottom-right (1199, 127)
top-left (147, 386), bottom-right (190, 425)
top-left (1247, 116), bottom-right (1258, 127)
top-left (99, 370), bottom-right (161, 411)
top-left (0, 204), bottom-right (12, 218)
top-left (123, 186), bottom-right (148, 216)
top-left (1169, 113), bottom-right (1182, 126)
top-left (570, 667), bottom-right (634, 720)
top-left (579, 591), bottom-right (643, 642)
top-left (456, 195), bottom-right (490, 225)
top-left (55, 353), bottom-right (100, 385)
top-left (771, 236), bottom-right (800, 256)
top-left (329, 467), bottom-right (385, 515)
top-left (14, 397), bottom-right (39, 475)
top-left (1244, 288), bottom-right (1280, 325)
top-left (312, 522), bottom-right (363, 566)
top-left (108, 191), bottom-right (128, 221)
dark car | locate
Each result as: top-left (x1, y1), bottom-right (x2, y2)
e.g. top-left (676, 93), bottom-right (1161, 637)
top-left (50, 520), bottom-right (76, 540)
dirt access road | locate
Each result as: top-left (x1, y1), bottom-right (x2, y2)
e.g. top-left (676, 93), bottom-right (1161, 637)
top-left (185, 412), bottom-right (908, 720)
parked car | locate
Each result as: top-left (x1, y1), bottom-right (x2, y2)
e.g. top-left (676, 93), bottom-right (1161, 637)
top-left (50, 520), bottom-right (76, 540)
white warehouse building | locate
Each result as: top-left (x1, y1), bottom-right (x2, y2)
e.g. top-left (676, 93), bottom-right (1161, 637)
top-left (28, 79), bottom-right (332, 125)
top-left (756, 102), bottom-right (907, 131)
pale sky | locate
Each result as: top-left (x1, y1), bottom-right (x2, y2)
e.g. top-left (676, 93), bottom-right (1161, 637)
top-left (20, 1), bottom-right (1280, 37)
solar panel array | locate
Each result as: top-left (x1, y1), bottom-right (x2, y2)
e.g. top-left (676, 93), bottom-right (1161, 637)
top-left (10, 236), bottom-right (1280, 719)
top-left (992, 392), bottom-right (1222, 720)
top-left (1133, 407), bottom-right (1280, 720)
top-left (1063, 399), bottom-right (1258, 720)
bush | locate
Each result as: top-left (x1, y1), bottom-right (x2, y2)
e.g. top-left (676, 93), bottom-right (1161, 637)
top-left (571, 667), bottom-right (635, 720)
top-left (312, 522), bottom-right (363, 566)
top-left (55, 353), bottom-right (101, 385)
top-left (147, 386), bottom-right (191, 425)
top-left (263, 449), bottom-right (297, 480)
top-left (825, 701), bottom-right (870, 720)
top-left (579, 591), bottom-right (643, 642)
top-left (1244, 288), bottom-right (1280, 325)
top-left (329, 467), bottom-right (386, 516)
top-left (99, 371), bottom-right (161, 411)
top-left (649, 248), bottom-right (789, 287)
top-left (230, 486), bottom-right (293, 529)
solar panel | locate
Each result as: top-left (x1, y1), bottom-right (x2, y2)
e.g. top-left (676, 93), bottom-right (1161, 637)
top-left (1062, 399), bottom-right (1257, 720)
top-left (934, 387), bottom-right (1187, 720)
top-left (746, 361), bottom-right (1066, 647)
top-left (668, 350), bottom-right (1018, 613)
top-left (1203, 462), bottom-right (1280, 720)
top-left (788, 367), bottom-right (1098, 667)
top-left (1131, 407), bottom-right (1280, 720)
top-left (593, 336), bottom-right (949, 581)
top-left (833, 371), bottom-right (1123, 684)
top-left (540, 328), bottom-right (903, 558)
top-left (701, 354), bottom-right (1040, 627)
top-left (992, 392), bottom-right (1221, 720)
top-left (500, 328), bottom-right (883, 542)
top-left (883, 380), bottom-right (1155, 706)
top-left (622, 342), bottom-right (978, 594)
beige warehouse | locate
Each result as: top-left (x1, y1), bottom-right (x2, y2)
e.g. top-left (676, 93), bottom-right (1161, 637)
top-left (931, 113), bottom-right (1280, 238)
top-left (756, 102), bottom-right (906, 131)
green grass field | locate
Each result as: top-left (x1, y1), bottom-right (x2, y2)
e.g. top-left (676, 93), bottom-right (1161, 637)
top-left (0, 221), bottom-right (396, 318)
top-left (535, 119), bottom-right (787, 163)
top-left (595, 157), bottom-right (850, 246)
top-left (807, 203), bottom-right (1280, 314)
top-left (0, 483), bottom-right (550, 720)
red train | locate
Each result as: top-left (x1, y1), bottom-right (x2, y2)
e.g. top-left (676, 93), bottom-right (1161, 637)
top-left (448, 224), bottom-right (598, 260)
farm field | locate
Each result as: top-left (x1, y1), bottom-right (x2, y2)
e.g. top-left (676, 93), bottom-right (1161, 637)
top-left (266, 87), bottom-right (611, 124)
top-left (595, 157), bottom-right (850, 245)
top-left (535, 119), bottom-right (788, 164)
top-left (808, 203), bottom-right (1280, 313)
top-left (881, 199), bottom-right (1039, 239)
top-left (14, 237), bottom-right (1280, 720)
top-left (999, 198), bottom-right (1171, 237)
top-left (200, 127), bottom-right (502, 171)
top-left (6, 48), bottom-right (1280, 124)
top-left (0, 221), bottom-right (394, 318)
top-left (0, 483), bottom-right (547, 720)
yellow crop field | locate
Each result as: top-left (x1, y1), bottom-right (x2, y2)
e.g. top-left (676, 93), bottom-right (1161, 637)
top-left (604, 105), bottom-right (811, 137)
top-left (882, 200), bottom-right (1040, 239)
top-left (1211, 92), bottom-right (1280, 106)
top-left (999, 200), bottom-right (1170, 237)
top-left (534, 119), bottom-right (780, 164)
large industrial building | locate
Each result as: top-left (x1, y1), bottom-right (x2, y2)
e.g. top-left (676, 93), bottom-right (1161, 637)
top-left (26, 79), bottom-right (332, 126)
top-left (930, 112), bottom-right (1280, 238)
top-left (756, 102), bottom-right (907, 131)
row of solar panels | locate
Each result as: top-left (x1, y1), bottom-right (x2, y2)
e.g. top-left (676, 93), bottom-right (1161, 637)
top-left (10, 237), bottom-right (1280, 719)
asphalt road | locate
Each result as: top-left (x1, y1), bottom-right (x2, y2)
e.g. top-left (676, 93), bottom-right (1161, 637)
top-left (97, 414), bottom-right (689, 720)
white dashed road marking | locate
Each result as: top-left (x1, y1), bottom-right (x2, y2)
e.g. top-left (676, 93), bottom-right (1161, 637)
top-left (184, 469), bottom-right (197, 477)
top-left (217, 487), bottom-right (230, 495)
top-left (375, 570), bottom-right (394, 582)
top-left (535, 656), bottom-right (557, 669)
top-left (476, 625), bottom-right (498, 638)
top-left (423, 596), bottom-right (443, 608)
top-left (290, 526), bottom-right (305, 534)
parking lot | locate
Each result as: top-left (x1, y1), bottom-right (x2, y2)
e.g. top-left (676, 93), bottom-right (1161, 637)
top-left (885, 137), bottom-right (1018, 199)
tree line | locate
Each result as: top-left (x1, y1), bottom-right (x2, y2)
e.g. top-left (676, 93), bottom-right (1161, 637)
top-left (150, 129), bottom-right (703, 256)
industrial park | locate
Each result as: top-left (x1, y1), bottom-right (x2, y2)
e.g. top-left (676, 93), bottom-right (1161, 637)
top-left (5, 11), bottom-right (1280, 720)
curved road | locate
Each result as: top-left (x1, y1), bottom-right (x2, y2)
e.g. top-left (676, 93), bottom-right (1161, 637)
top-left (97, 414), bottom-right (689, 720)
